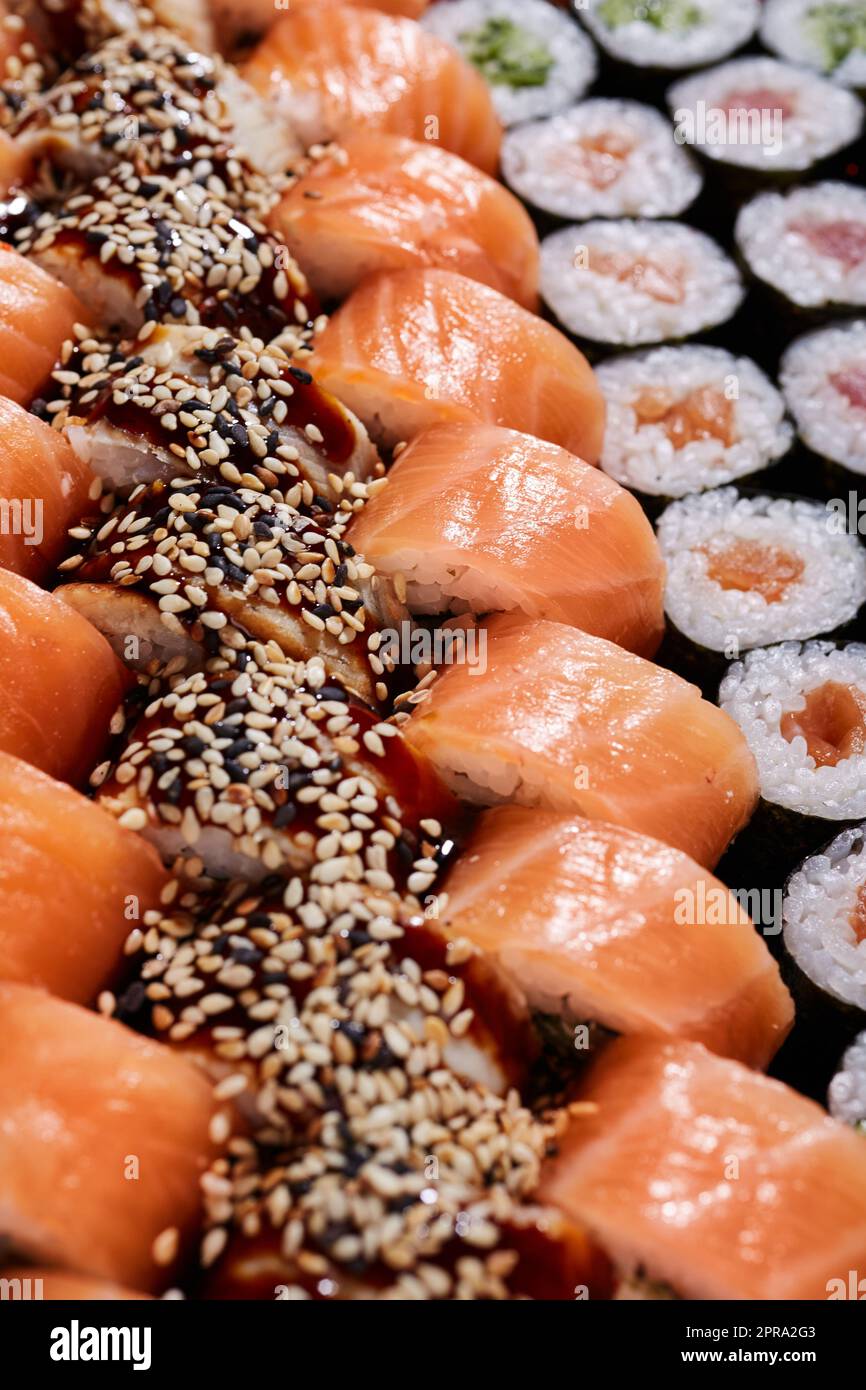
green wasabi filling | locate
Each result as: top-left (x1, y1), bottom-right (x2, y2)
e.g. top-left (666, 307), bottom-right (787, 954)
top-left (806, 3), bottom-right (866, 71)
top-left (597, 0), bottom-right (703, 33)
top-left (459, 17), bottom-right (555, 89)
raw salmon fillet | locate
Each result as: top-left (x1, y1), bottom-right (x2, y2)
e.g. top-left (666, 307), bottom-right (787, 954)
top-left (403, 614), bottom-right (758, 868)
top-left (269, 133), bottom-right (538, 308)
top-left (308, 268), bottom-right (605, 458)
top-left (442, 807), bottom-right (792, 1067)
top-left (244, 7), bottom-right (501, 173)
top-left (0, 243), bottom-right (85, 404)
top-left (0, 750), bottom-right (167, 1003)
top-left (0, 568), bottom-right (128, 785)
top-left (540, 1037), bottom-right (866, 1300)
top-left (348, 421), bottom-right (662, 655)
top-left (0, 395), bottom-right (92, 582)
top-left (0, 983), bottom-right (214, 1292)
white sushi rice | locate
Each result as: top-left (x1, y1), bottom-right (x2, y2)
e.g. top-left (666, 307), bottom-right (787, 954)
top-left (501, 99), bottom-right (702, 220)
top-left (736, 183), bottom-right (866, 310)
top-left (761, 0), bottom-right (866, 89)
top-left (780, 320), bottom-right (866, 473)
top-left (719, 641), bottom-right (866, 818)
top-left (829, 1027), bottom-right (866, 1126)
top-left (784, 829), bottom-right (866, 1012)
top-left (421, 0), bottom-right (597, 126)
top-left (539, 220), bottom-right (744, 346)
top-left (579, 0), bottom-right (759, 69)
top-left (658, 489), bottom-right (866, 652)
top-left (596, 346), bottom-right (791, 496)
top-left (668, 56), bottom-right (864, 170)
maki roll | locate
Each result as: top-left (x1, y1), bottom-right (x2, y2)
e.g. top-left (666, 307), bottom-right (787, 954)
top-left (658, 489), bottom-right (866, 693)
top-left (779, 827), bottom-right (866, 1096)
top-left (719, 640), bottom-right (866, 876)
top-left (596, 345), bottom-right (792, 507)
top-left (780, 320), bottom-right (866, 480)
top-left (760, 0), bottom-right (866, 89)
top-left (422, 0), bottom-right (597, 127)
top-left (501, 99), bottom-right (703, 221)
top-left (540, 220), bottom-right (744, 349)
top-left (735, 183), bottom-right (866, 312)
top-left (577, 0), bottom-right (759, 73)
top-left (828, 1029), bottom-right (866, 1128)
top-left (668, 56), bottom-right (864, 173)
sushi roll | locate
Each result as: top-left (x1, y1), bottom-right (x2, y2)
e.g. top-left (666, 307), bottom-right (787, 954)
top-left (267, 132), bottom-right (540, 309)
top-left (596, 345), bottom-right (792, 507)
top-left (403, 613), bottom-right (759, 869)
top-left (539, 220), bottom-right (744, 349)
top-left (441, 805), bottom-right (792, 1068)
top-left (657, 489), bottom-right (866, 693)
top-left (0, 982), bottom-right (215, 1292)
top-left (780, 320), bottom-right (866, 480)
top-left (421, 0), bottom-right (597, 127)
top-left (0, 393), bottom-right (92, 583)
top-left (0, 568), bottom-right (129, 786)
top-left (540, 1035), bottom-right (866, 1299)
top-left (577, 0), bottom-right (760, 73)
top-left (242, 6), bottom-right (502, 175)
top-left (347, 421), bottom-right (665, 658)
top-left (783, 825), bottom-right (866, 1024)
top-left (760, 0), bottom-right (866, 89)
top-left (501, 99), bottom-right (703, 222)
top-left (719, 639), bottom-right (866, 877)
top-left (308, 267), bottom-right (605, 459)
top-left (0, 242), bottom-right (85, 405)
top-left (735, 183), bottom-right (866, 313)
top-left (0, 749), bottom-right (167, 1005)
top-left (668, 56), bottom-right (864, 175)
top-left (829, 1029), bottom-right (866, 1128)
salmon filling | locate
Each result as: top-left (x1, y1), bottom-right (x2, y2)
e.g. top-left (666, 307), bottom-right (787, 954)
top-left (721, 87), bottom-right (797, 120)
top-left (633, 385), bottom-right (735, 448)
top-left (780, 681), bottom-right (866, 767)
top-left (849, 883), bottom-right (866, 946)
top-left (831, 367), bottom-right (866, 411)
top-left (790, 218), bottom-right (866, 271)
top-left (550, 133), bottom-right (633, 188)
top-left (592, 251), bottom-right (685, 303)
top-left (700, 538), bottom-right (804, 603)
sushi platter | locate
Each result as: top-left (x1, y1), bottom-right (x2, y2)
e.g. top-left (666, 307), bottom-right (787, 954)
top-left (2, 0), bottom-right (866, 1323)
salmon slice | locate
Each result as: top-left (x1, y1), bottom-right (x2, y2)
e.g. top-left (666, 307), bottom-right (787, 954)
top-left (442, 807), bottom-right (792, 1068)
top-left (269, 132), bottom-right (538, 308)
top-left (0, 243), bottom-right (85, 405)
top-left (539, 1037), bottom-right (866, 1300)
top-left (791, 218), bottom-right (866, 271)
top-left (348, 421), bottom-right (662, 656)
top-left (243, 7), bottom-right (501, 174)
top-left (308, 268), bottom-right (605, 458)
top-left (0, 983), bottom-right (215, 1292)
top-left (0, 750), bottom-right (167, 1004)
top-left (403, 614), bottom-right (758, 868)
top-left (0, 568), bottom-right (128, 785)
top-left (0, 1268), bottom-right (151, 1300)
top-left (0, 395), bottom-right (92, 582)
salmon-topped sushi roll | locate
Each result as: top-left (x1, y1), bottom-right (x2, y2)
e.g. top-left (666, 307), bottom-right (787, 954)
top-left (243, 7), bottom-right (501, 174)
top-left (348, 421), bottom-right (663, 657)
top-left (0, 395), bottom-right (91, 583)
top-left (540, 1036), bottom-right (866, 1300)
top-left (0, 569), bottom-right (128, 785)
top-left (0, 243), bottom-right (85, 405)
top-left (268, 133), bottom-right (539, 309)
top-left (0, 750), bottom-right (167, 1005)
top-left (441, 806), bottom-right (792, 1068)
top-left (308, 269), bottom-right (605, 458)
top-left (0, 983), bottom-right (215, 1292)
top-left (403, 614), bottom-right (759, 868)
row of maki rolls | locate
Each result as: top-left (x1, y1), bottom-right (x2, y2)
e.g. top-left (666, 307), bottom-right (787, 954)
top-left (419, 2), bottom-right (866, 1116)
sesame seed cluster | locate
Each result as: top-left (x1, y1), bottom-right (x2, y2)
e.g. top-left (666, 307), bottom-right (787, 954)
top-left (11, 4), bottom-right (587, 1300)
